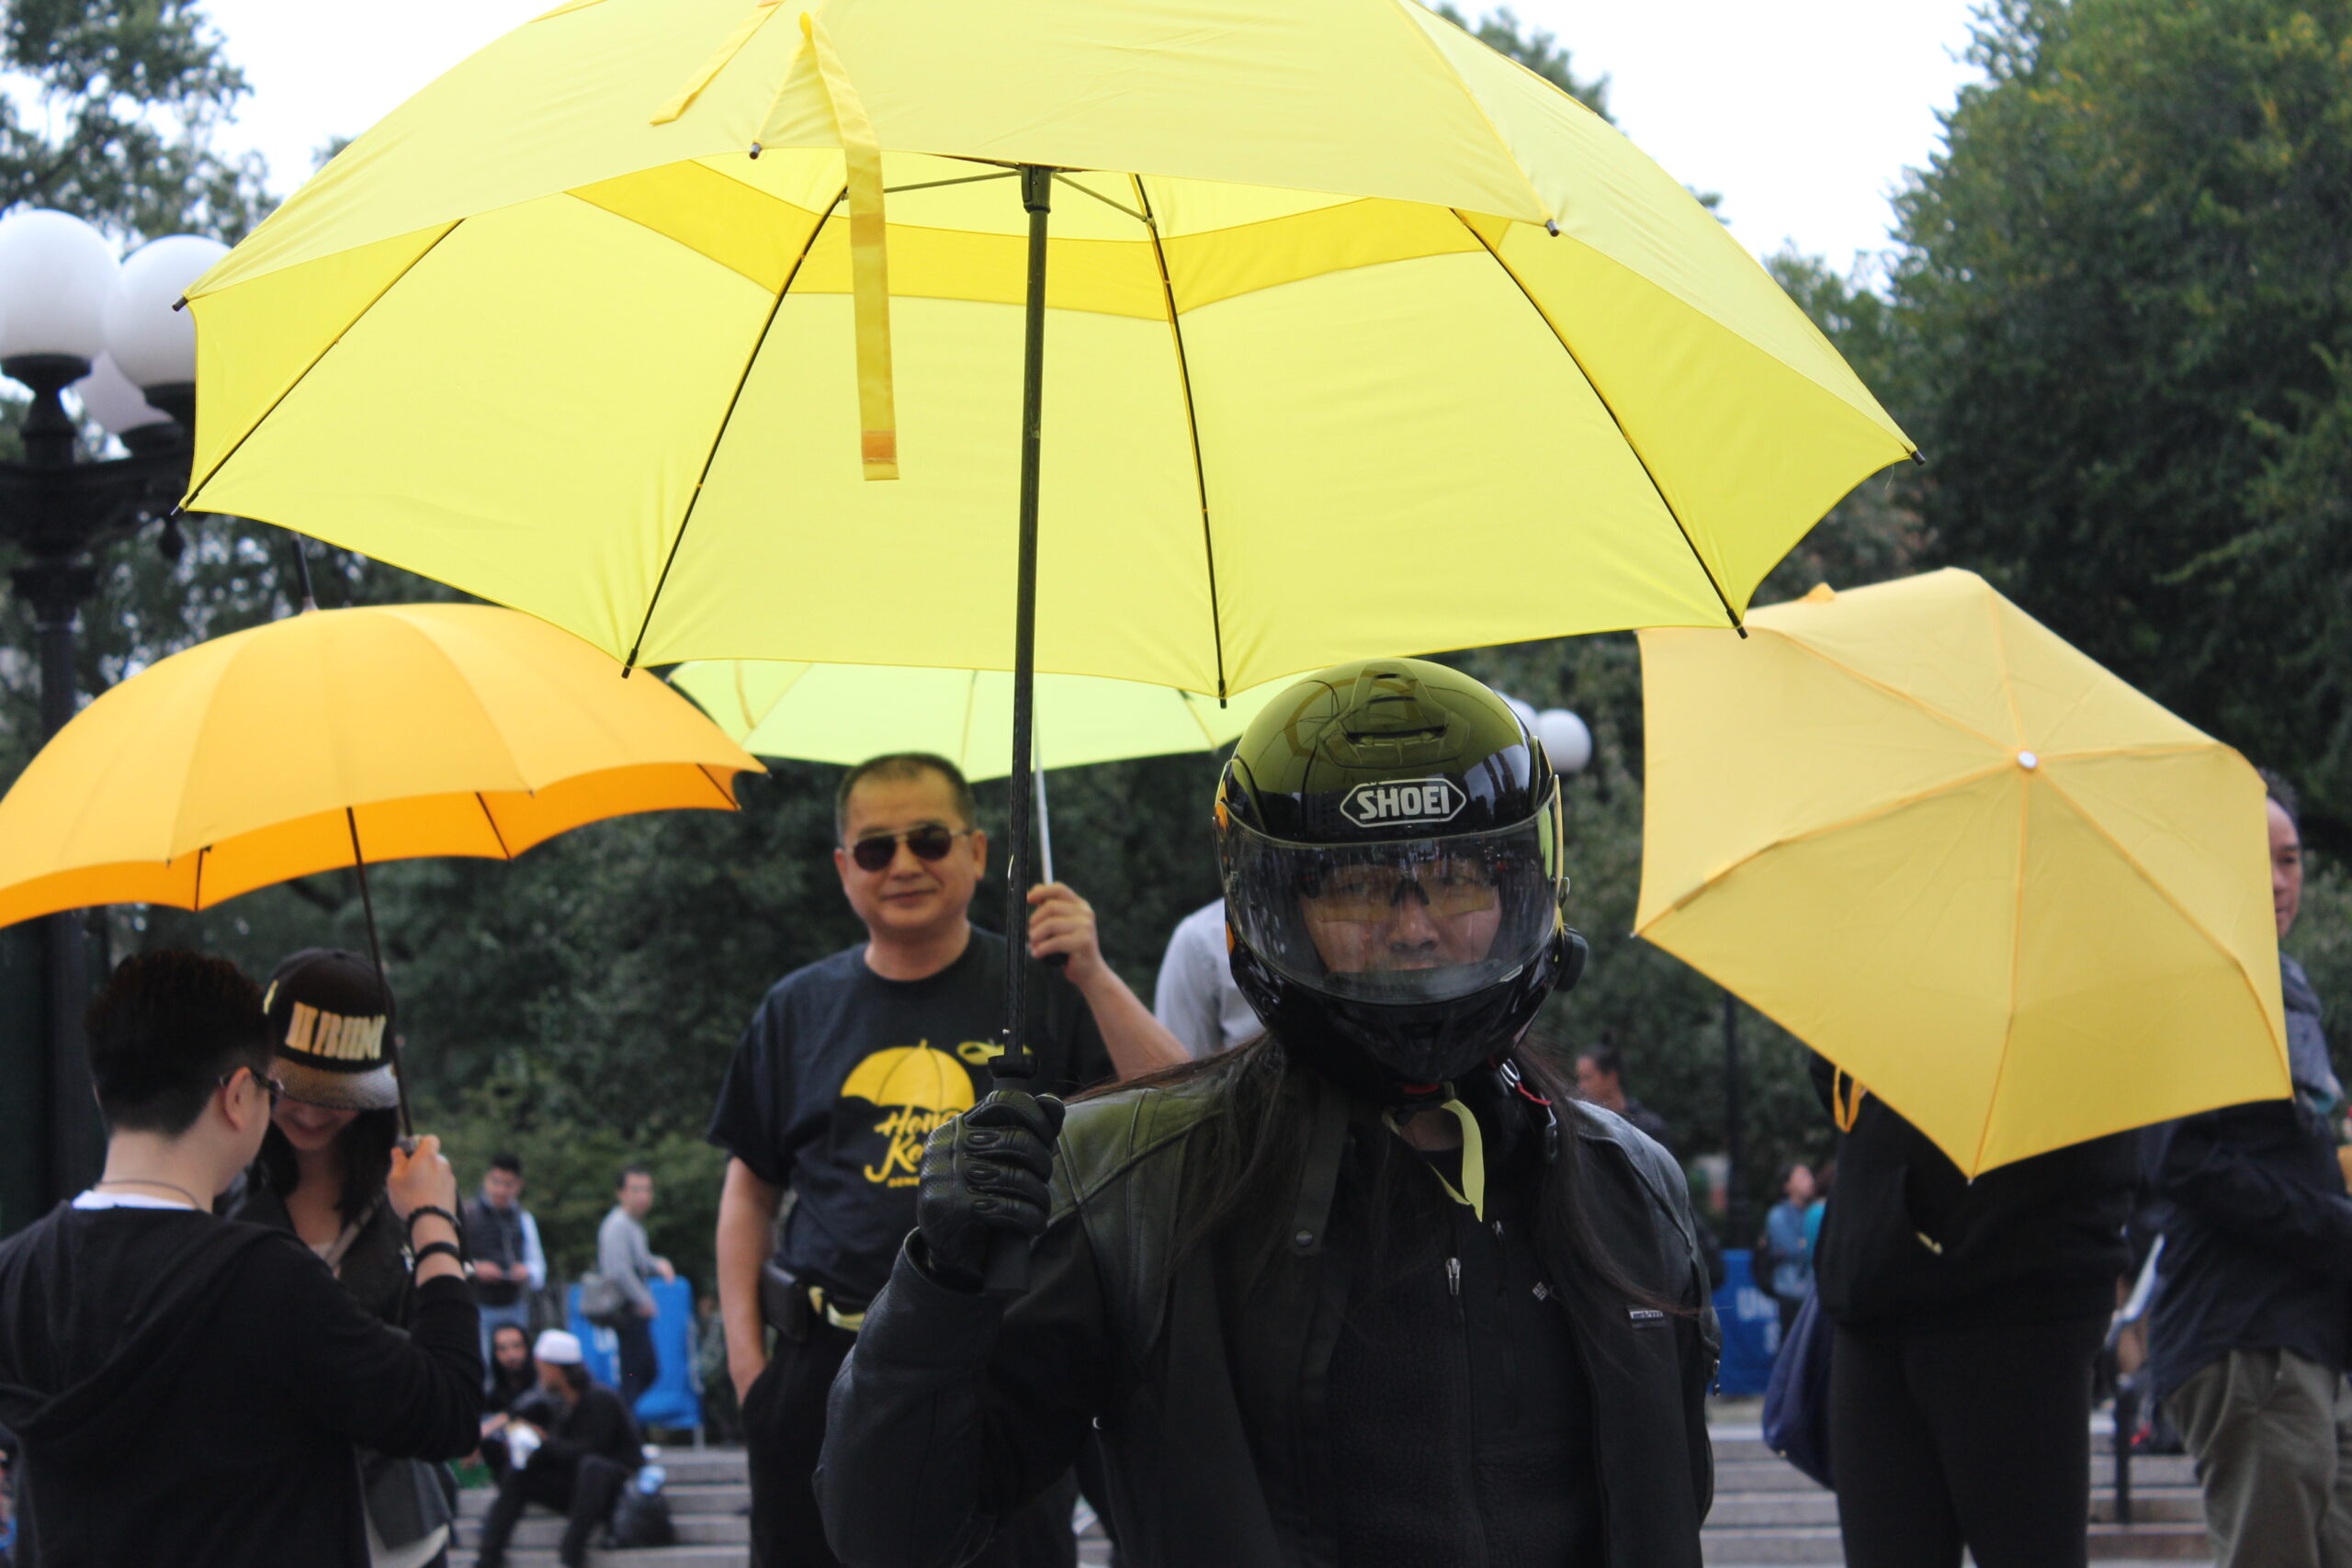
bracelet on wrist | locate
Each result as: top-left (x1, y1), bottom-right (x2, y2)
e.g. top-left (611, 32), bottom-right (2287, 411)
top-left (413, 1239), bottom-right (465, 1270)
top-left (404, 1204), bottom-right (460, 1237)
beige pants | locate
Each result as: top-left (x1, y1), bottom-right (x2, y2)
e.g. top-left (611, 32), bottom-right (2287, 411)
top-left (2169, 1348), bottom-right (2352, 1568)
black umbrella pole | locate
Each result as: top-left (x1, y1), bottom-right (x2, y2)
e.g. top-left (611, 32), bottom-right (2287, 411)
top-left (345, 809), bottom-right (413, 1136)
top-left (984, 164), bottom-right (1053, 1299)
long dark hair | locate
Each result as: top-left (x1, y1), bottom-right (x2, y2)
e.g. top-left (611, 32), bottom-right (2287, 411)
top-left (1085, 1034), bottom-right (1666, 1308)
top-left (259, 1107), bottom-right (400, 1227)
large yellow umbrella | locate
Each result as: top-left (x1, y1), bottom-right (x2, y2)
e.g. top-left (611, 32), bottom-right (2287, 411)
top-left (1634, 569), bottom-right (2288, 1176)
top-left (177, 0), bottom-right (1911, 692)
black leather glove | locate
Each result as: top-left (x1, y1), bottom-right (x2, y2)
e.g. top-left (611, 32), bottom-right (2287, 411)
top-left (914, 1089), bottom-right (1068, 1291)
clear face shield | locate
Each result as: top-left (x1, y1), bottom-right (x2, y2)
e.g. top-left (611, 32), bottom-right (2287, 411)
top-left (1222, 786), bottom-right (1566, 1009)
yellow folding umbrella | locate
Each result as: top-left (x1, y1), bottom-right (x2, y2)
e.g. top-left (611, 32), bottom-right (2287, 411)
top-left (1634, 569), bottom-right (2288, 1176)
top-left (0, 601), bottom-right (763, 1118)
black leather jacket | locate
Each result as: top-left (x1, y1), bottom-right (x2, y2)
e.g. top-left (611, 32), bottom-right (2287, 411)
top-left (820, 1066), bottom-right (1720, 1568)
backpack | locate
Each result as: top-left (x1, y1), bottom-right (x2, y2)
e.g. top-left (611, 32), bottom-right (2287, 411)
top-left (607, 1477), bottom-right (676, 1548)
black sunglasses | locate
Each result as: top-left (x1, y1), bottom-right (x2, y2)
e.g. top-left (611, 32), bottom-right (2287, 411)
top-left (849, 825), bottom-right (975, 873)
top-left (220, 1068), bottom-right (287, 1110)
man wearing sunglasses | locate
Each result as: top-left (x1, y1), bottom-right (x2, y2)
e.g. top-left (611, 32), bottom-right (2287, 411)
top-left (708, 751), bottom-right (1185, 1568)
top-left (0, 950), bottom-right (481, 1567)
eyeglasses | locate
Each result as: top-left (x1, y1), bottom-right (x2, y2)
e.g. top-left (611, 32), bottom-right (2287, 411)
top-left (220, 1068), bottom-right (287, 1110)
top-left (848, 825), bottom-right (976, 873)
top-left (1303, 858), bottom-right (1503, 923)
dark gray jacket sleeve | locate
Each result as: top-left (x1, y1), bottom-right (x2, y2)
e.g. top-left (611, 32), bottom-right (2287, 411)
top-left (818, 1218), bottom-right (1111, 1568)
top-left (2151, 1106), bottom-right (2352, 1272)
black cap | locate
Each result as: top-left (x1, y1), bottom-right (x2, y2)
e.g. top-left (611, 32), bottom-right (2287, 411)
top-left (261, 948), bottom-right (398, 1111)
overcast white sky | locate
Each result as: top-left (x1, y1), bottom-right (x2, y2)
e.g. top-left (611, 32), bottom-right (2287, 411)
top-left (198, 0), bottom-right (1984, 269)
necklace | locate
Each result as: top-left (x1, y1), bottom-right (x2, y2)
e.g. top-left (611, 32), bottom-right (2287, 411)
top-left (93, 1177), bottom-right (205, 1210)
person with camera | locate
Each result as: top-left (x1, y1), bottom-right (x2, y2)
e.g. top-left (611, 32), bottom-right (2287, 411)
top-left (0, 951), bottom-right (480, 1567)
top-left (819, 661), bottom-right (1719, 1568)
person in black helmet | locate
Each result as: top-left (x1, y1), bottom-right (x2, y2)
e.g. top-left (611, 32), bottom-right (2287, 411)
top-left (819, 658), bottom-right (1720, 1568)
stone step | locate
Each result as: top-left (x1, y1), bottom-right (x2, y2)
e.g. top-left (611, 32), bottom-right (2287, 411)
top-left (1699, 1524), bottom-right (2209, 1566)
top-left (459, 1484), bottom-right (748, 1520)
top-left (464, 1514), bottom-right (750, 1550)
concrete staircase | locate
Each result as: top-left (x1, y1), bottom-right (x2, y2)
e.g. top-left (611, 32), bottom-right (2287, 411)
top-left (447, 1424), bottom-right (2210, 1567)
top-left (1702, 1422), bottom-right (2211, 1567)
top-left (447, 1447), bottom-right (1114, 1568)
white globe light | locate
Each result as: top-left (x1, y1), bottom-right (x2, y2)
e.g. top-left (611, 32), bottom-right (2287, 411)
top-left (0, 209), bottom-right (119, 364)
top-left (1534, 708), bottom-right (1593, 773)
top-left (104, 234), bottom-right (227, 390)
top-left (72, 352), bottom-right (169, 436)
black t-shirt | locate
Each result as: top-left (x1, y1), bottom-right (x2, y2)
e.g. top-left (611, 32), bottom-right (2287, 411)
top-left (707, 928), bottom-right (1113, 1302)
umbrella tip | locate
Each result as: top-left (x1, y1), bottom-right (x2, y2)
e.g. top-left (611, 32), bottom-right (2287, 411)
top-left (1544, 219), bottom-right (1560, 237)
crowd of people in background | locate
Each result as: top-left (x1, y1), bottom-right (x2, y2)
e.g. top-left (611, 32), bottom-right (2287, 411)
top-left (0, 664), bottom-right (2342, 1568)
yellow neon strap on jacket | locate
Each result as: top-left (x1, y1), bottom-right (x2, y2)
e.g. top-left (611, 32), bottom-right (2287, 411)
top-left (650, 0), bottom-right (785, 125)
top-left (803, 11), bottom-right (898, 480)
top-left (1385, 1097), bottom-right (1487, 1222)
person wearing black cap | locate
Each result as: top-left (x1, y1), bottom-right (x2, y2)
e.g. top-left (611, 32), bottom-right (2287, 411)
top-left (0, 950), bottom-right (480, 1568)
top-left (820, 660), bottom-right (1719, 1568)
top-left (229, 948), bottom-right (458, 1567)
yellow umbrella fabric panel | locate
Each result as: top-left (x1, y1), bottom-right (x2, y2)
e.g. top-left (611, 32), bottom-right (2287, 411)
top-left (0, 604), bottom-right (760, 928)
top-left (183, 0), bottom-right (1913, 694)
top-left (669, 660), bottom-right (1284, 777)
top-left (1634, 569), bottom-right (2288, 1176)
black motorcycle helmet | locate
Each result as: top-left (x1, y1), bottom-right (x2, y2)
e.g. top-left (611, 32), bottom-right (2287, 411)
top-left (1216, 657), bottom-right (1586, 1094)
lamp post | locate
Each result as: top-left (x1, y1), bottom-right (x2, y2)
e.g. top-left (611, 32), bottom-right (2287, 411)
top-left (0, 210), bottom-right (225, 1215)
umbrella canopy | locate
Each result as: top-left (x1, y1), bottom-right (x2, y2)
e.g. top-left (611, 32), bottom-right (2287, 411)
top-left (0, 602), bottom-right (763, 928)
top-left (178, 0), bottom-right (1912, 693)
top-left (669, 660), bottom-right (1282, 777)
top-left (1634, 570), bottom-right (2289, 1177)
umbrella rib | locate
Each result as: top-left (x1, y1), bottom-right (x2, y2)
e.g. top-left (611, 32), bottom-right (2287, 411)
top-left (624, 186), bottom-right (846, 672)
top-left (1772, 633), bottom-right (2017, 757)
top-left (1133, 175), bottom-right (1230, 701)
top-left (1451, 210), bottom-right (1742, 635)
top-left (959, 670), bottom-right (979, 772)
top-left (1969, 776), bottom-right (2035, 1175)
top-left (184, 221), bottom-right (463, 513)
top-left (1634, 760), bottom-right (2014, 930)
top-left (191, 844), bottom-right (207, 909)
top-left (474, 794), bottom-right (516, 861)
top-left (2033, 769), bottom-right (2290, 1065)
top-left (1057, 173), bottom-right (1148, 226)
top-left (696, 762), bottom-right (738, 807)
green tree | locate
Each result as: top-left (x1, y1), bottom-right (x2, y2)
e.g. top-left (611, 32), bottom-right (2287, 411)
top-left (1890, 0), bottom-right (2352, 848)
top-left (1434, 5), bottom-right (1609, 118)
top-left (0, 0), bottom-right (269, 241)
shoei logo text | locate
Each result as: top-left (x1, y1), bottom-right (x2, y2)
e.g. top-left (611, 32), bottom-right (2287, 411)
top-left (1340, 778), bottom-right (1465, 828)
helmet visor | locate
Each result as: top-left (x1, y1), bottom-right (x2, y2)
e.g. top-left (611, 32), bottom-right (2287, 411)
top-left (1222, 793), bottom-right (1565, 1008)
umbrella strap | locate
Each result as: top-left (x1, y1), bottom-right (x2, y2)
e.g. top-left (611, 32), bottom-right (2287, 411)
top-left (1832, 1069), bottom-right (1868, 1133)
top-left (650, 0), bottom-right (786, 124)
top-left (804, 13), bottom-right (899, 480)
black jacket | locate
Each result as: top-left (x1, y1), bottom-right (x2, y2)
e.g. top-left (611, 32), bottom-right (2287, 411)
top-left (820, 1066), bottom-right (1719, 1568)
top-left (2145, 962), bottom-right (2352, 1399)
top-left (0, 1204), bottom-right (480, 1568)
top-left (1810, 1055), bottom-right (2133, 1330)
top-left (512, 1384), bottom-right (642, 1474)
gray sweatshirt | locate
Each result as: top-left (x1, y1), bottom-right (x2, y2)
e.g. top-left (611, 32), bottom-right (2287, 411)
top-left (597, 1206), bottom-right (661, 1314)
